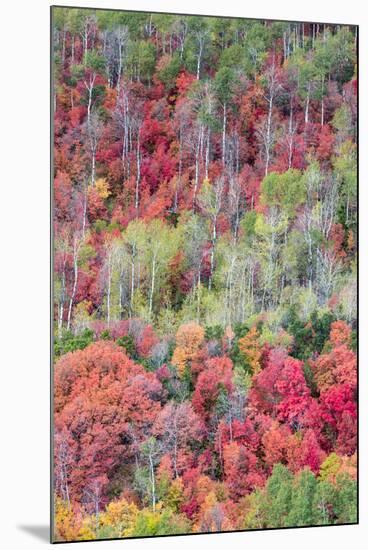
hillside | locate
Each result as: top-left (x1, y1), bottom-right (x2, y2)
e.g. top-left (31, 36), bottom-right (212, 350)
top-left (52, 7), bottom-right (357, 541)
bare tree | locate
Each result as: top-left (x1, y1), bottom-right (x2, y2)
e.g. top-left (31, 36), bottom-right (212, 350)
top-left (80, 13), bottom-right (97, 65)
top-left (83, 111), bottom-right (103, 186)
top-left (54, 429), bottom-right (74, 506)
top-left (82, 476), bottom-right (108, 529)
top-left (139, 437), bottom-right (162, 511)
top-left (66, 230), bottom-right (84, 331)
top-left (198, 177), bottom-right (224, 290)
top-left (194, 27), bottom-right (209, 80)
top-left (257, 58), bottom-right (283, 175)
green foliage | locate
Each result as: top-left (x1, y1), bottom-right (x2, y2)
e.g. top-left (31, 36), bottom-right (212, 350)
top-left (127, 41), bottom-right (156, 82)
top-left (54, 329), bottom-right (94, 357)
top-left (116, 335), bottom-right (136, 357)
top-left (284, 306), bottom-right (335, 360)
top-left (264, 464), bottom-right (293, 527)
top-left (244, 464), bottom-right (357, 530)
top-left (85, 50), bottom-right (106, 73)
top-left (230, 323), bottom-right (249, 370)
top-left (261, 169), bottom-right (305, 217)
top-left (334, 474), bottom-right (357, 523)
top-left (286, 468), bottom-right (317, 527)
top-left (214, 67), bottom-right (236, 105)
top-left (131, 509), bottom-right (191, 536)
top-left (157, 53), bottom-right (182, 88)
top-left (205, 324), bottom-right (224, 341)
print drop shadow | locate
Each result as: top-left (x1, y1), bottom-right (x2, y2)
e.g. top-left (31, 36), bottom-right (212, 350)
top-left (17, 525), bottom-right (49, 543)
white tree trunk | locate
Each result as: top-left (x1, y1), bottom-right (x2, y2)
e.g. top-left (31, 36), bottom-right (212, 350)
top-left (149, 255), bottom-right (156, 315)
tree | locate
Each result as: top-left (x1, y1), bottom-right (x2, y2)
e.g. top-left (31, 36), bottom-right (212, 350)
top-left (257, 57), bottom-right (283, 175)
top-left (263, 463), bottom-right (293, 527)
top-left (82, 50), bottom-right (105, 125)
top-left (237, 326), bottom-right (262, 375)
top-left (192, 356), bottom-right (233, 421)
top-left (143, 220), bottom-right (179, 317)
top-left (99, 498), bottom-right (138, 538)
top-left (214, 67), bottom-right (236, 166)
top-left (154, 402), bottom-right (203, 477)
top-left (197, 177), bottom-right (224, 289)
top-left (54, 497), bottom-right (81, 542)
top-left (137, 437), bottom-right (162, 510)
top-left (261, 422), bottom-right (290, 469)
top-left (223, 441), bottom-right (263, 500)
top-left (54, 341), bottom-right (163, 500)
top-left (254, 209), bottom-right (287, 310)
top-left (172, 321), bottom-right (205, 377)
top-left (312, 321), bottom-right (356, 393)
top-left (286, 468), bottom-right (317, 527)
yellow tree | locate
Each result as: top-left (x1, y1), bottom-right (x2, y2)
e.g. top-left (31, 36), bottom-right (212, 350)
top-left (172, 321), bottom-right (205, 377)
top-left (238, 326), bottom-right (262, 375)
top-left (54, 497), bottom-right (81, 542)
top-left (99, 498), bottom-right (139, 538)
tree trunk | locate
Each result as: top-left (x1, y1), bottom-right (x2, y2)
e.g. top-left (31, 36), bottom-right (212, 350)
top-left (135, 129), bottom-right (141, 213)
top-left (130, 245), bottom-right (136, 317)
top-left (208, 221), bottom-right (217, 291)
top-left (148, 453), bottom-right (156, 511)
top-left (305, 84), bottom-right (311, 124)
top-left (193, 126), bottom-right (202, 207)
top-left (265, 95), bottom-right (273, 176)
top-left (222, 103), bottom-right (227, 166)
top-left (107, 253), bottom-right (112, 326)
top-left (67, 239), bottom-right (80, 331)
top-left (149, 255), bottom-right (156, 315)
top-left (205, 128), bottom-right (210, 179)
top-left (196, 39), bottom-right (203, 80)
top-left (61, 28), bottom-right (66, 66)
top-left (58, 259), bottom-right (66, 337)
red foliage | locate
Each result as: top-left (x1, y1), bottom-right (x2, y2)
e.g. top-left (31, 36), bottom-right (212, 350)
top-left (299, 429), bottom-right (326, 473)
top-left (223, 442), bottom-right (264, 500)
top-left (54, 342), bottom-right (163, 500)
top-left (316, 124), bottom-right (335, 161)
top-left (54, 171), bottom-right (72, 221)
top-left (192, 357), bottom-right (233, 420)
top-left (312, 321), bottom-right (356, 393)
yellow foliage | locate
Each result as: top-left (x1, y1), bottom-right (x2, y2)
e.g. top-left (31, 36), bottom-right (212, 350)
top-left (165, 478), bottom-right (185, 512)
top-left (99, 498), bottom-right (139, 538)
top-left (320, 452), bottom-right (357, 483)
top-left (54, 497), bottom-right (81, 542)
top-left (172, 322), bottom-right (205, 377)
top-left (176, 321), bottom-right (205, 351)
top-left (77, 517), bottom-right (96, 541)
top-left (238, 326), bottom-right (262, 375)
top-left (95, 178), bottom-right (111, 199)
top-left (171, 346), bottom-right (189, 377)
top-left (319, 452), bottom-right (342, 482)
top-left (195, 475), bottom-right (215, 506)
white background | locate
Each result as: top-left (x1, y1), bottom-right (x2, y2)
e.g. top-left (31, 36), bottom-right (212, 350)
top-left (0, 0), bottom-right (366, 548)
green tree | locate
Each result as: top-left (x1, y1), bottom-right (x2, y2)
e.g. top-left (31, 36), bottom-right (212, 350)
top-left (286, 468), bottom-right (317, 527)
top-left (264, 463), bottom-right (293, 527)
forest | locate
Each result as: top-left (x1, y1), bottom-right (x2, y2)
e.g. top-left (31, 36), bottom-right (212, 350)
top-left (52, 7), bottom-right (357, 541)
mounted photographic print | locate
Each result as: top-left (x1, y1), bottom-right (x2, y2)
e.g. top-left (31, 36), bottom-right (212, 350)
top-left (51, 5), bottom-right (358, 543)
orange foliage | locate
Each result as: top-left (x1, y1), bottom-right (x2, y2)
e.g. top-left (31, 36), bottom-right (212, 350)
top-left (172, 322), bottom-right (205, 376)
top-left (238, 326), bottom-right (262, 375)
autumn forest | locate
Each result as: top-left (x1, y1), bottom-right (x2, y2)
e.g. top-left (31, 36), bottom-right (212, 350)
top-left (52, 7), bottom-right (358, 542)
